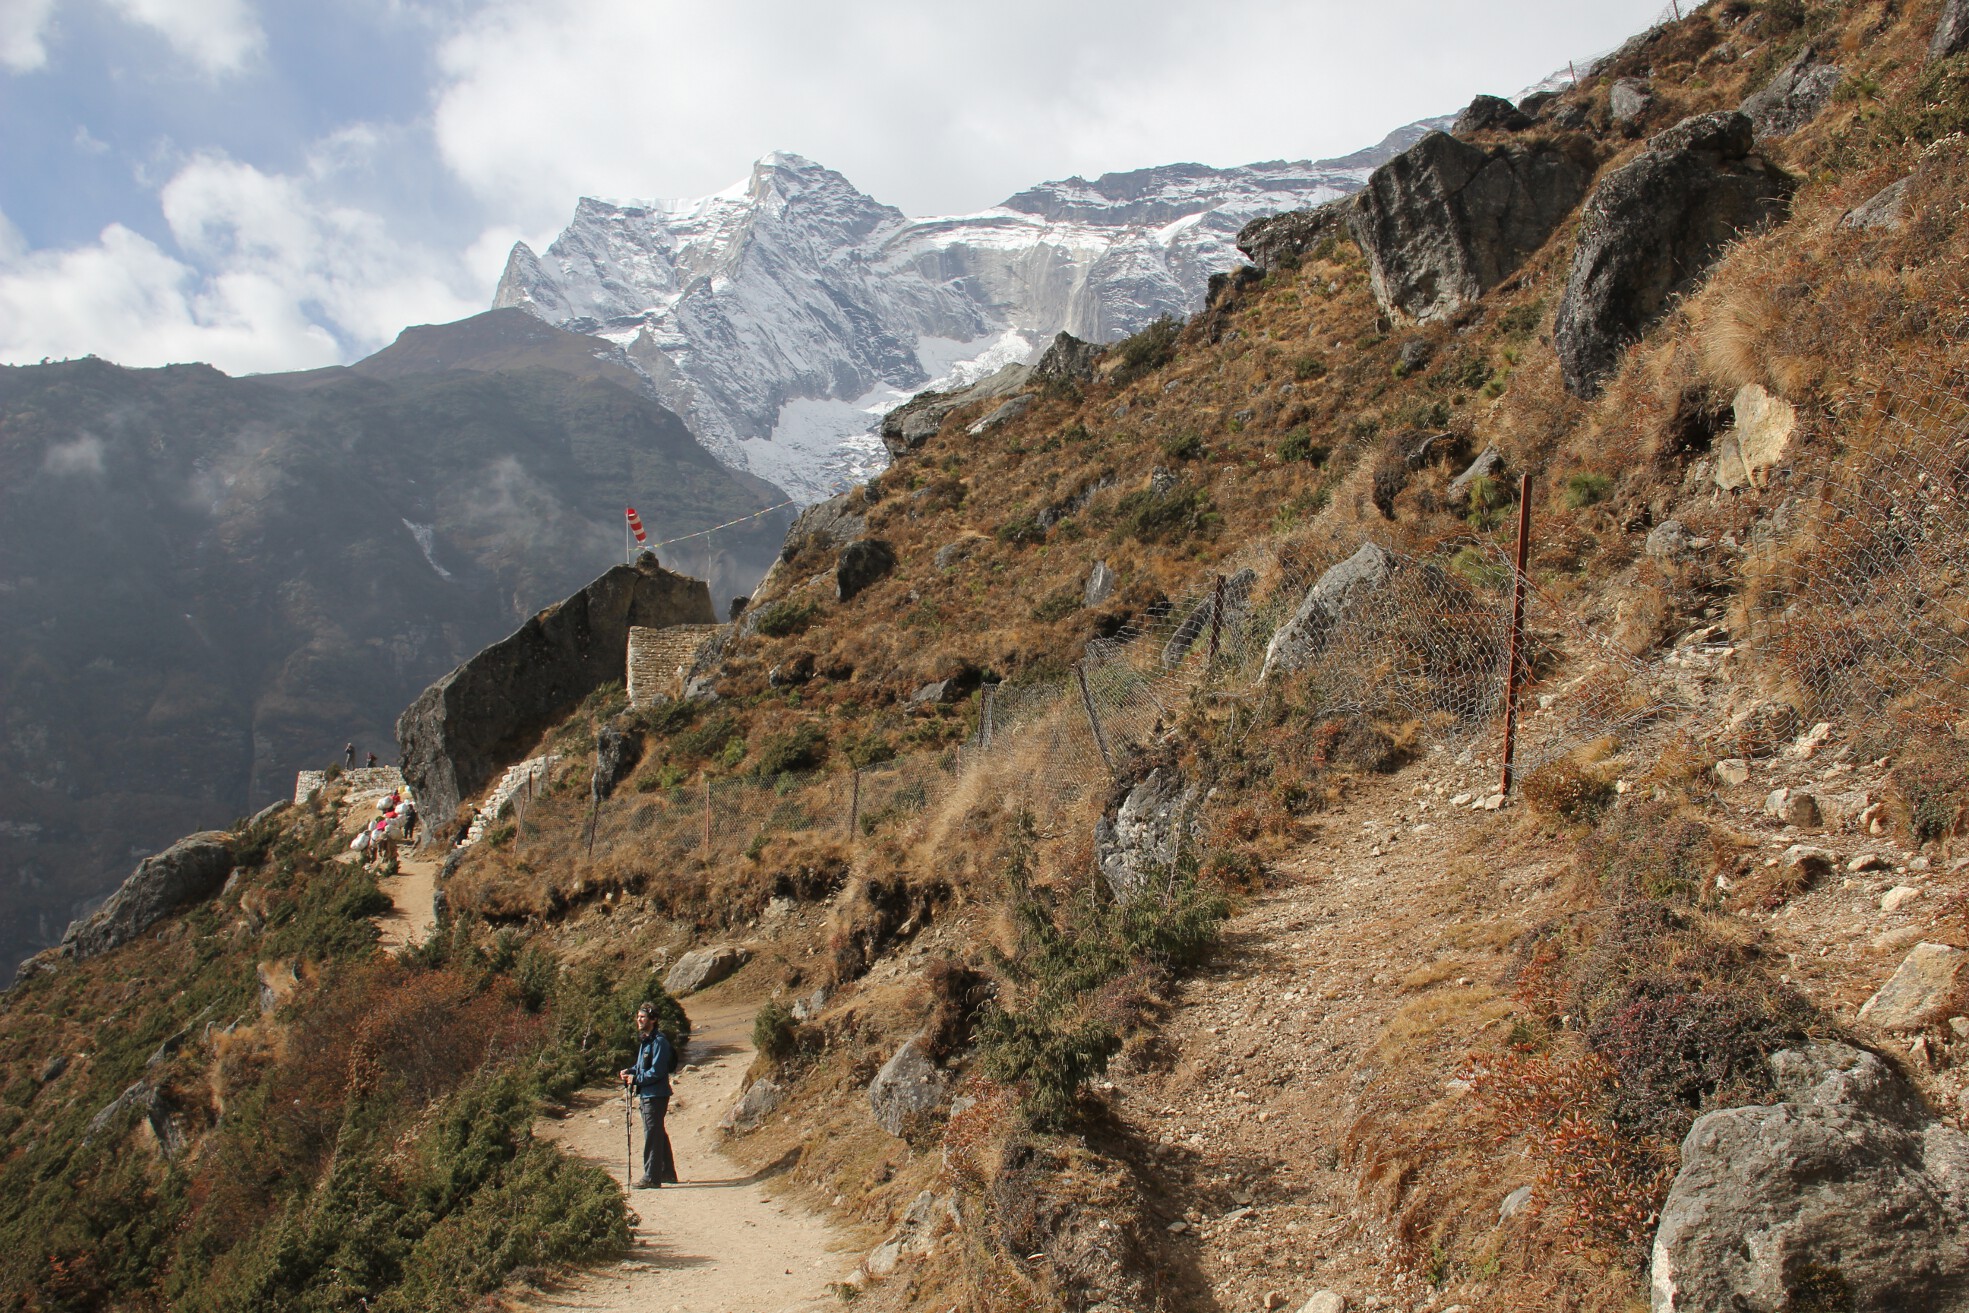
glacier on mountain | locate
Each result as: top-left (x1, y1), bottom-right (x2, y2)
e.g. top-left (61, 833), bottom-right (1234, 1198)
top-left (495, 129), bottom-right (1437, 502)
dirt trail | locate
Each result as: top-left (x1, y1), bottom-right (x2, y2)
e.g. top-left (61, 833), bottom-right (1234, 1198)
top-left (525, 1001), bottom-right (855, 1313)
top-left (374, 853), bottom-right (439, 948)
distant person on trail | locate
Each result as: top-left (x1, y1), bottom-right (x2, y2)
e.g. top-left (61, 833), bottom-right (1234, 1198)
top-left (366, 751), bottom-right (378, 768)
top-left (344, 742), bottom-right (355, 768)
top-left (620, 1004), bottom-right (678, 1188)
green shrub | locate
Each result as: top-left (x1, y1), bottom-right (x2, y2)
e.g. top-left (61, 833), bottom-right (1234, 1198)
top-left (1112, 316), bottom-right (1182, 383)
top-left (752, 598), bottom-right (820, 638)
top-left (753, 723), bottom-right (826, 777)
top-left (1030, 590), bottom-right (1079, 623)
top-left (1497, 300), bottom-right (1545, 337)
top-left (1277, 428), bottom-right (1328, 464)
top-left (1292, 354), bottom-right (1328, 380)
top-left (1161, 432), bottom-right (1205, 461)
top-left (1564, 472), bottom-right (1614, 509)
top-left (996, 513), bottom-right (1048, 546)
top-left (674, 712), bottom-right (738, 761)
top-left (1115, 483), bottom-right (1215, 544)
top-left (752, 1001), bottom-right (799, 1067)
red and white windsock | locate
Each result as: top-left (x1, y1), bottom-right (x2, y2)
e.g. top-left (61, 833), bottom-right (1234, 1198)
top-left (625, 507), bottom-right (647, 546)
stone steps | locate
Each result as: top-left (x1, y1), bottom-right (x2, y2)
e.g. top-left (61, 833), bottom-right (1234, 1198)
top-left (459, 755), bottom-right (560, 847)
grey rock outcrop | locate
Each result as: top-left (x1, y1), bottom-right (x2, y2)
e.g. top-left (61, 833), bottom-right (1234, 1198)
top-left (1448, 445), bottom-right (1506, 495)
top-left (591, 722), bottom-right (641, 800)
top-left (1555, 112), bottom-right (1796, 398)
top-left (1933, 0), bottom-right (1969, 61)
top-left (1740, 46), bottom-right (1842, 139)
top-left (398, 557), bottom-right (712, 829)
top-left (879, 363), bottom-right (1030, 457)
top-left (967, 393), bottom-right (1034, 435)
top-left (868, 1034), bottom-right (953, 1139)
top-left (1453, 94), bottom-right (1532, 136)
top-left (835, 538), bottom-right (897, 602)
top-left (1236, 199), bottom-right (1352, 272)
top-left (1348, 131), bottom-right (1596, 323)
top-left (1084, 560), bottom-right (1118, 607)
top-left (19, 831), bottom-right (236, 982)
top-left (779, 492), bottom-right (866, 564)
top-left (1096, 769), bottom-right (1204, 902)
top-left (665, 944), bottom-right (749, 995)
top-left (1650, 1042), bottom-right (1969, 1312)
top-left (1610, 78), bottom-right (1654, 127)
top-left (1843, 176), bottom-right (1912, 232)
top-left (1160, 568), bottom-right (1257, 668)
top-left (1259, 543), bottom-right (1397, 681)
top-left (865, 1190), bottom-right (952, 1278)
top-left (721, 1076), bottom-right (783, 1134)
top-left (1030, 331), bottom-right (1104, 386)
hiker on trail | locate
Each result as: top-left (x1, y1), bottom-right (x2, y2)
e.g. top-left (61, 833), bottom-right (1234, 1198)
top-left (366, 751), bottom-right (378, 768)
top-left (620, 1004), bottom-right (678, 1188)
top-left (344, 742), bottom-right (355, 768)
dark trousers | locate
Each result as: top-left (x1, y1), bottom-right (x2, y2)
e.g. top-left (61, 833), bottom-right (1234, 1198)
top-left (639, 1095), bottom-right (677, 1184)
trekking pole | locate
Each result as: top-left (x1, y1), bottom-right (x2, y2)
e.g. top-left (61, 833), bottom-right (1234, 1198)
top-left (625, 1083), bottom-right (633, 1185)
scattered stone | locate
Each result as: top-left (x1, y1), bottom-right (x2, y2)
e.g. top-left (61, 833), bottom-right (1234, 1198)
top-left (1859, 943), bottom-right (1968, 1031)
top-left (1727, 699), bottom-right (1801, 757)
top-left (1763, 788), bottom-right (1821, 828)
top-left (721, 1076), bottom-right (783, 1135)
top-left (933, 536), bottom-right (984, 570)
top-left (1646, 519), bottom-right (1691, 558)
top-left (1788, 721), bottom-right (1835, 760)
top-left (967, 393), bottom-right (1034, 436)
top-left (1842, 176), bottom-right (1913, 233)
top-left (865, 1190), bottom-right (950, 1278)
top-left (1480, 793), bottom-right (1508, 811)
top-left (1083, 559), bottom-right (1118, 608)
top-left (1781, 845), bottom-right (1834, 885)
top-left (1555, 112), bottom-right (1795, 398)
top-left (790, 986), bottom-right (829, 1022)
top-left (36, 1055), bottom-right (67, 1085)
top-left (1740, 45), bottom-right (1843, 139)
top-left (1298, 1293), bottom-right (1346, 1313)
top-left (1849, 853), bottom-right (1890, 873)
top-left (663, 944), bottom-right (749, 996)
top-left (1649, 1042), bottom-right (1969, 1311)
top-left (1713, 384), bottom-right (1797, 491)
top-left (1397, 338), bottom-right (1434, 372)
top-left (835, 538), bottom-right (897, 603)
top-left (1498, 1185), bottom-right (1533, 1223)
top-left (1875, 926), bottom-right (1927, 955)
top-left (1260, 544), bottom-right (1397, 681)
top-left (1859, 801), bottom-right (1891, 836)
top-left (1609, 77), bottom-right (1654, 126)
top-left (1448, 792), bottom-right (1474, 807)
top-left (1881, 885), bottom-right (1923, 913)
top-left (868, 1034), bottom-right (953, 1139)
top-left (1952, 1017), bottom-right (1969, 1040)
top-left (1349, 131), bottom-right (1596, 323)
top-left (1714, 759), bottom-right (1751, 787)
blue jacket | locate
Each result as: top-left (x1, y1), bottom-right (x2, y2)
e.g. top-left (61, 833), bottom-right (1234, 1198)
top-left (628, 1029), bottom-right (675, 1098)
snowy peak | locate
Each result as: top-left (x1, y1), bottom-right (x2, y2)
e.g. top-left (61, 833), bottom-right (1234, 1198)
top-left (496, 134), bottom-right (1426, 503)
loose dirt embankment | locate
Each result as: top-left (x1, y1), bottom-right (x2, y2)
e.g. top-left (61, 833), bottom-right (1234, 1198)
top-left (526, 1000), bottom-right (854, 1313)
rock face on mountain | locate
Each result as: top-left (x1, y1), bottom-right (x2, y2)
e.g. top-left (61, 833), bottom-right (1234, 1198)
top-left (1236, 199), bottom-right (1353, 272)
top-left (1348, 132), bottom-right (1597, 323)
top-left (1650, 1042), bottom-right (1969, 1312)
top-left (1740, 46), bottom-right (1842, 139)
top-left (1555, 112), bottom-right (1796, 398)
top-left (1029, 331), bottom-right (1105, 386)
top-left (495, 132), bottom-right (1441, 500)
top-left (398, 557), bottom-right (714, 829)
top-left (17, 831), bottom-right (234, 983)
top-left (1260, 544), bottom-right (1398, 681)
top-left (1933, 0), bottom-right (1969, 60)
top-left (1452, 94), bottom-right (1533, 136)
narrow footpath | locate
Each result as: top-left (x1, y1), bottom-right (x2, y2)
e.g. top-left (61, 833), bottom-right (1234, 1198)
top-left (374, 852), bottom-right (439, 948)
top-left (525, 1001), bottom-right (854, 1313)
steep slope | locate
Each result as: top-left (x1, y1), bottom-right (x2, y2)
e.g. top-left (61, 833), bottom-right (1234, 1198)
top-left (494, 129), bottom-right (1440, 501)
top-left (0, 341), bottom-right (787, 969)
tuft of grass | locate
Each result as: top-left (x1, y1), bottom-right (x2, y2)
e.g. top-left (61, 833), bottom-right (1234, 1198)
top-left (752, 598), bottom-right (821, 638)
top-left (1111, 316), bottom-right (1182, 384)
top-left (1563, 473), bottom-right (1614, 509)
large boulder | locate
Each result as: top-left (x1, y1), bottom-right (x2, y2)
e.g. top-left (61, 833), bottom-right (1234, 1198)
top-left (1713, 383), bottom-right (1798, 491)
top-left (835, 538), bottom-right (897, 602)
top-left (1029, 331), bottom-right (1104, 386)
top-left (1259, 544), bottom-right (1397, 681)
top-left (398, 557), bottom-right (713, 828)
top-left (1236, 199), bottom-right (1353, 272)
top-left (720, 1076), bottom-right (783, 1135)
top-left (1650, 1042), bottom-right (1969, 1311)
top-left (1096, 769), bottom-right (1203, 903)
top-left (1348, 131), bottom-right (1597, 323)
top-left (19, 831), bottom-right (236, 981)
top-left (879, 363), bottom-right (1030, 457)
top-left (1452, 94), bottom-right (1532, 136)
top-left (1555, 112), bottom-right (1796, 398)
top-left (664, 944), bottom-right (749, 996)
top-left (1933, 0), bottom-right (1969, 61)
top-left (591, 722), bottom-right (642, 800)
top-left (1859, 943), bottom-right (1968, 1031)
top-left (868, 1033), bottom-right (953, 1139)
top-left (1741, 46), bottom-right (1842, 140)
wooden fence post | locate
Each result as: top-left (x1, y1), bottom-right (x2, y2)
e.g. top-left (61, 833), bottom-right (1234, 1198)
top-left (701, 773), bottom-right (712, 857)
top-left (1205, 573), bottom-right (1227, 674)
top-left (847, 768), bottom-right (861, 839)
top-left (982, 683), bottom-right (996, 750)
top-left (1075, 662), bottom-right (1117, 777)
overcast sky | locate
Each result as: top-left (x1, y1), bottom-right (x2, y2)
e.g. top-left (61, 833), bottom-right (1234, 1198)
top-left (0, 0), bottom-right (1670, 375)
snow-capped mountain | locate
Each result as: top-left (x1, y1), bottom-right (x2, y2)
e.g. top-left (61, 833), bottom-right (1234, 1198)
top-left (494, 126), bottom-right (1437, 502)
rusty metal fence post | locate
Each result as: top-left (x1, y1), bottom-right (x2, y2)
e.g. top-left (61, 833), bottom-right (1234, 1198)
top-left (1075, 662), bottom-right (1116, 777)
top-left (847, 767), bottom-right (861, 839)
top-left (1500, 472), bottom-right (1534, 794)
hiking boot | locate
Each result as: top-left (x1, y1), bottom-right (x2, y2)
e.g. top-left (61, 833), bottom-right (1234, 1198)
top-left (635, 1177), bottom-right (661, 1189)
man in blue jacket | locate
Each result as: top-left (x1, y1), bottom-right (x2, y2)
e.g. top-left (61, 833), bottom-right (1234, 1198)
top-left (620, 1003), bottom-right (678, 1187)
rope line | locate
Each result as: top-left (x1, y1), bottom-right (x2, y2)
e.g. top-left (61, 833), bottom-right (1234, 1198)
top-left (649, 499), bottom-right (801, 549)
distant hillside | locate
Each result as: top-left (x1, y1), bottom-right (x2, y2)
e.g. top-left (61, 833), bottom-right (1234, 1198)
top-left (0, 320), bottom-right (789, 967)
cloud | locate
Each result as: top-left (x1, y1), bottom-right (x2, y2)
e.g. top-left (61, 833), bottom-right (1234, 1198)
top-left (42, 434), bottom-right (106, 475)
top-left (0, 145), bottom-right (486, 374)
top-left (103, 0), bottom-right (264, 73)
top-left (0, 0), bottom-right (58, 71)
top-left (431, 0), bottom-right (1670, 223)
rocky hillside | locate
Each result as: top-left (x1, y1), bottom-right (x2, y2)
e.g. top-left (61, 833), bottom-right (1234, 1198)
top-left (8, 2), bottom-right (1969, 1311)
top-left (0, 315), bottom-right (787, 970)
